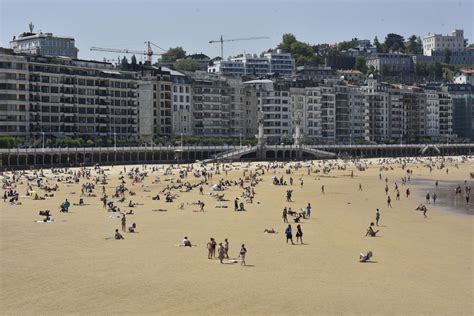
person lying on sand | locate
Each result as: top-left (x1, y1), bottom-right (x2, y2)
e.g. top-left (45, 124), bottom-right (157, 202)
top-left (359, 251), bottom-right (373, 262)
top-left (264, 228), bottom-right (277, 234)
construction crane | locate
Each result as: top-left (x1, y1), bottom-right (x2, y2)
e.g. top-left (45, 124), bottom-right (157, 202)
top-left (90, 41), bottom-right (166, 64)
top-left (209, 36), bottom-right (270, 59)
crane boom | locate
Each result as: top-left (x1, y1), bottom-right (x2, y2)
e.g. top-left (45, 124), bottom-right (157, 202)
top-left (90, 47), bottom-right (145, 54)
top-left (209, 35), bottom-right (270, 59)
top-left (90, 41), bottom-right (164, 64)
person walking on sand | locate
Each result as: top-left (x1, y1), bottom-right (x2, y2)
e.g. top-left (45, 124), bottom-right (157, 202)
top-left (426, 192), bottom-right (430, 204)
top-left (359, 183), bottom-right (363, 191)
top-left (121, 214), bottom-right (126, 232)
top-left (375, 208), bottom-right (380, 226)
top-left (224, 238), bottom-right (229, 259)
top-left (406, 188), bottom-right (410, 198)
top-left (387, 196), bottom-right (392, 208)
top-left (296, 224), bottom-right (303, 244)
top-left (239, 244), bottom-right (247, 266)
top-left (282, 207), bottom-right (288, 223)
top-left (306, 203), bottom-right (312, 218)
top-left (285, 224), bottom-right (294, 245)
top-left (321, 185), bottom-right (325, 194)
top-left (433, 193), bottom-right (437, 205)
top-left (218, 243), bottom-right (225, 263)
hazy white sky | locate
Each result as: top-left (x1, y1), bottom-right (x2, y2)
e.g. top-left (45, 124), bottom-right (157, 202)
top-left (1, 0), bottom-right (472, 62)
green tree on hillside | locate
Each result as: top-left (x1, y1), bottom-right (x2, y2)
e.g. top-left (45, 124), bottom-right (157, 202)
top-left (161, 47), bottom-right (187, 63)
top-left (443, 49), bottom-right (452, 64)
top-left (174, 59), bottom-right (201, 71)
top-left (276, 34), bottom-right (320, 66)
top-left (355, 56), bottom-right (368, 73)
top-left (384, 33), bottom-right (405, 52)
top-left (405, 35), bottom-right (423, 54)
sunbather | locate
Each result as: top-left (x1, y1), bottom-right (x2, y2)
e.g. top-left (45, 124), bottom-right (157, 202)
top-left (359, 251), bottom-right (373, 262)
top-left (365, 223), bottom-right (379, 237)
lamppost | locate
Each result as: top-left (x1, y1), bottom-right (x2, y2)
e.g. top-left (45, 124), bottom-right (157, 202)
top-left (41, 132), bottom-right (45, 153)
top-left (239, 132), bottom-right (242, 147)
top-left (181, 132), bottom-right (183, 148)
top-left (113, 131), bottom-right (117, 151)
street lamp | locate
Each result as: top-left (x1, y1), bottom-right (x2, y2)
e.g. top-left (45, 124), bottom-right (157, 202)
top-left (113, 131), bottom-right (117, 151)
top-left (41, 132), bottom-right (45, 152)
top-left (239, 132), bottom-right (242, 147)
top-left (181, 132), bottom-right (183, 148)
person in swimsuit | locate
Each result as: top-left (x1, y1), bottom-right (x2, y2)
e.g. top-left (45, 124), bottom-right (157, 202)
top-left (296, 224), bottom-right (303, 244)
top-left (224, 238), bottom-right (229, 259)
top-left (218, 243), bottom-right (225, 263)
top-left (285, 224), bottom-right (294, 244)
top-left (239, 244), bottom-right (247, 266)
top-left (121, 214), bottom-right (126, 232)
top-left (115, 229), bottom-right (124, 240)
top-left (207, 238), bottom-right (216, 259)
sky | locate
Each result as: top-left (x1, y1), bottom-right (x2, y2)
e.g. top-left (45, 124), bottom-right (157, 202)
top-left (1, 0), bottom-right (472, 63)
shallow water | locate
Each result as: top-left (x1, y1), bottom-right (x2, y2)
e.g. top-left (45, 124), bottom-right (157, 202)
top-left (412, 178), bottom-right (473, 215)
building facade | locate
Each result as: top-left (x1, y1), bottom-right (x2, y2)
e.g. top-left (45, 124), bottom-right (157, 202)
top-left (366, 53), bottom-right (412, 74)
top-left (10, 29), bottom-right (79, 59)
top-left (0, 49), bottom-right (138, 142)
top-left (422, 30), bottom-right (465, 56)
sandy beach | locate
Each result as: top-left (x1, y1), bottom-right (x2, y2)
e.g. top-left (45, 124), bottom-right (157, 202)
top-left (1, 156), bottom-right (473, 315)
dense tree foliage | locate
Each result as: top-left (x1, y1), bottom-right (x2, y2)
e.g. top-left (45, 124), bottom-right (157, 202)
top-left (160, 47), bottom-right (187, 63)
top-left (174, 59), bottom-right (201, 71)
top-left (405, 35), bottom-right (423, 54)
top-left (384, 33), bottom-right (405, 52)
top-left (277, 34), bottom-right (320, 66)
top-left (355, 56), bottom-right (368, 73)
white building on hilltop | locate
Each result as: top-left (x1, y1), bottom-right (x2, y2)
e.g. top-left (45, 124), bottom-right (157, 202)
top-left (10, 24), bottom-right (78, 59)
top-left (422, 30), bottom-right (465, 56)
top-left (208, 49), bottom-right (295, 77)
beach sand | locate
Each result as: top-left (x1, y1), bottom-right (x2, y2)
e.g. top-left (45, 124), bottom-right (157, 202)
top-left (1, 157), bottom-right (473, 315)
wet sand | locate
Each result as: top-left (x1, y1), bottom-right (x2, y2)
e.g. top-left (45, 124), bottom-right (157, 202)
top-left (1, 157), bottom-right (473, 315)
top-left (414, 178), bottom-right (473, 215)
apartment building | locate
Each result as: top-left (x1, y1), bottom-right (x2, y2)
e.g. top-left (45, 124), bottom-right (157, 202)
top-left (169, 68), bottom-right (193, 137)
top-left (303, 87), bottom-right (322, 139)
top-left (425, 90), bottom-right (440, 138)
top-left (244, 79), bottom-right (292, 143)
top-left (0, 50), bottom-right (29, 136)
top-left (208, 50), bottom-right (295, 77)
top-left (263, 50), bottom-right (295, 76)
top-left (362, 78), bottom-right (390, 142)
top-left (422, 30), bottom-right (465, 56)
top-left (189, 71), bottom-right (231, 137)
top-left (226, 77), bottom-right (258, 138)
top-left (0, 48), bottom-right (138, 140)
